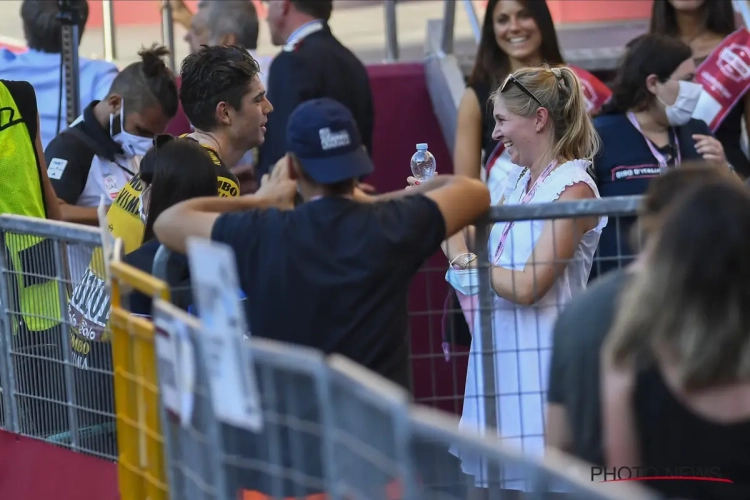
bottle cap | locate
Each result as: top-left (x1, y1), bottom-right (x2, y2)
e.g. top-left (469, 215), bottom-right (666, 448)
top-left (416, 143), bottom-right (428, 150)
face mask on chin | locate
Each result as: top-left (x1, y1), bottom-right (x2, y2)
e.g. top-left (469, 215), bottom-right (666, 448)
top-left (110, 99), bottom-right (154, 159)
top-left (658, 80), bottom-right (703, 127)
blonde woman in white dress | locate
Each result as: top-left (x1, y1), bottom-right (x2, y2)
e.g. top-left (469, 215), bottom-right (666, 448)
top-left (440, 65), bottom-right (608, 495)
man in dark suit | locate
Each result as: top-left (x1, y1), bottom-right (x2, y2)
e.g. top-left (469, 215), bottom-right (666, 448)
top-left (258, 0), bottom-right (374, 179)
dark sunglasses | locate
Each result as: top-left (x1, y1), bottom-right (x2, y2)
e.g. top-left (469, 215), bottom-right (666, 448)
top-left (501, 74), bottom-right (543, 107)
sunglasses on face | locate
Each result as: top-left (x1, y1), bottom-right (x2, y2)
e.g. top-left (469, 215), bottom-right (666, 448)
top-left (501, 74), bottom-right (543, 107)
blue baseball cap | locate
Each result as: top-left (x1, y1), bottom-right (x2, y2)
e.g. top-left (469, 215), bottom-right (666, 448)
top-left (285, 98), bottom-right (373, 184)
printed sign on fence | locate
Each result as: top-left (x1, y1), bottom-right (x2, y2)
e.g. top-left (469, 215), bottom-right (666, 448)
top-left (97, 195), bottom-right (117, 283)
top-left (187, 237), bottom-right (263, 432)
top-left (154, 299), bottom-right (197, 427)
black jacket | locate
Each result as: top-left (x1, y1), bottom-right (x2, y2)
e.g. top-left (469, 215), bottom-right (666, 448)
top-left (257, 24), bottom-right (374, 178)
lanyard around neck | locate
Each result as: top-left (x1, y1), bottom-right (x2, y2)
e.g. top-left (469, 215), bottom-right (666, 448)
top-left (627, 112), bottom-right (681, 171)
top-left (492, 160), bottom-right (558, 263)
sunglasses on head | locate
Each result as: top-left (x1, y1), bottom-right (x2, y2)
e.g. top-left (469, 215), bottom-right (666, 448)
top-left (501, 74), bottom-right (543, 107)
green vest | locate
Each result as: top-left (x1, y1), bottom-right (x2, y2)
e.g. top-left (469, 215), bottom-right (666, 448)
top-left (0, 81), bottom-right (61, 332)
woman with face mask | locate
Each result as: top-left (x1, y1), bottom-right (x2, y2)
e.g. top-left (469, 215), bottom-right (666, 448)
top-left (591, 34), bottom-right (731, 279)
top-left (650, 0), bottom-right (748, 177)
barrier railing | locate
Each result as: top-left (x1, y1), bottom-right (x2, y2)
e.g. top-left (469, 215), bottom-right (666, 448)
top-left (109, 260), bottom-right (171, 500)
top-left (0, 196), bottom-right (654, 499)
top-left (151, 297), bottom-right (655, 500)
top-left (0, 214), bottom-right (116, 457)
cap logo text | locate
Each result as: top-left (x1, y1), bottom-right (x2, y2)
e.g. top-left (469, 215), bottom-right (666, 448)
top-left (319, 128), bottom-right (351, 150)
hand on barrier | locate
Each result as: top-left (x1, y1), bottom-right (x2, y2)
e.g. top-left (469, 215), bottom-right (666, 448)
top-left (257, 154), bottom-right (297, 210)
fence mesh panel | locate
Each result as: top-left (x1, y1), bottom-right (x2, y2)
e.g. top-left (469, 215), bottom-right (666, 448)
top-left (0, 196), bottom-right (661, 500)
top-left (0, 215), bottom-right (117, 459)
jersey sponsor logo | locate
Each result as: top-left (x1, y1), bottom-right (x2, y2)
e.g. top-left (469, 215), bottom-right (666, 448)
top-left (113, 175), bottom-right (145, 219)
top-left (218, 176), bottom-right (239, 197)
top-left (48, 158), bottom-right (68, 179)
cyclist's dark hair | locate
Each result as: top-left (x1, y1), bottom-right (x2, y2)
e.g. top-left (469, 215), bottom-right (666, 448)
top-left (179, 45), bottom-right (260, 132)
top-left (108, 45), bottom-right (179, 120)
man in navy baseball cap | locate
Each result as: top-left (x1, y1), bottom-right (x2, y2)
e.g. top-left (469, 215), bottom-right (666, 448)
top-left (285, 97), bottom-right (373, 185)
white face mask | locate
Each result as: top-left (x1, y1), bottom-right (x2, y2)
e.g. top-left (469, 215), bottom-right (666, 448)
top-left (445, 268), bottom-right (480, 296)
top-left (110, 99), bottom-right (154, 158)
top-left (658, 80), bottom-right (703, 126)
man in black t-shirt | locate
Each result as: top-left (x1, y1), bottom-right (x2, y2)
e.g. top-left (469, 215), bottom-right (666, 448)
top-left (546, 164), bottom-right (734, 467)
top-left (154, 97), bottom-right (489, 499)
top-left (154, 97), bottom-right (490, 388)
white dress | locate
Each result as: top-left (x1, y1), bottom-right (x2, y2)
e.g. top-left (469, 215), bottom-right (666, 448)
top-left (449, 159), bottom-right (608, 490)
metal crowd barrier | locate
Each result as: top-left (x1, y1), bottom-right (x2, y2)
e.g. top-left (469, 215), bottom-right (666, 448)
top-left (0, 197), bottom-right (654, 499)
top-left (150, 297), bottom-right (652, 500)
top-left (0, 214), bottom-right (117, 458)
top-left (109, 260), bottom-right (171, 500)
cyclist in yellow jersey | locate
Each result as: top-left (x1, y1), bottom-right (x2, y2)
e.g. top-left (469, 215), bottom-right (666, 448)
top-left (107, 44), bottom-right (272, 253)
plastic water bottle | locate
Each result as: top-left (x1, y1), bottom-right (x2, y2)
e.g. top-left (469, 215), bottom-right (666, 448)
top-left (410, 143), bottom-right (437, 181)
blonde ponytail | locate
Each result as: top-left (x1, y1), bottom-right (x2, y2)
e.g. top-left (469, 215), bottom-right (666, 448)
top-left (554, 66), bottom-right (600, 162)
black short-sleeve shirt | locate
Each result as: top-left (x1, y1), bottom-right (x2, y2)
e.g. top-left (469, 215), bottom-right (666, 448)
top-left (591, 114), bottom-right (710, 278)
top-left (548, 269), bottom-right (630, 467)
top-left (210, 194), bottom-right (446, 390)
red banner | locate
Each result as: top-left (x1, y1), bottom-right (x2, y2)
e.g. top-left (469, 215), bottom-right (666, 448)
top-left (694, 29), bottom-right (750, 131)
top-left (0, 430), bottom-right (119, 500)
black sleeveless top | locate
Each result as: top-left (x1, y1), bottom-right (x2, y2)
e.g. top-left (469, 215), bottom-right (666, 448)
top-left (468, 81), bottom-right (500, 166)
top-left (633, 366), bottom-right (750, 499)
top-left (695, 55), bottom-right (750, 177)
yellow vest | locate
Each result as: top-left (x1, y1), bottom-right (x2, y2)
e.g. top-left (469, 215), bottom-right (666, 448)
top-left (0, 81), bottom-right (60, 331)
top-left (107, 140), bottom-right (240, 254)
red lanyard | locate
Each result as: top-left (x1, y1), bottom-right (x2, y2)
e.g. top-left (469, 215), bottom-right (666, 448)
top-left (492, 161), bottom-right (558, 264)
top-left (627, 112), bottom-right (681, 171)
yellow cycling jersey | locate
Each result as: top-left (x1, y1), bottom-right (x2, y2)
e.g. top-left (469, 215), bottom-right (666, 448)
top-left (107, 138), bottom-right (240, 253)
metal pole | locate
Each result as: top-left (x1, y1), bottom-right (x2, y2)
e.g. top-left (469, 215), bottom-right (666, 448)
top-left (384, 0), bottom-right (399, 63)
top-left (58, 0), bottom-right (81, 125)
top-left (463, 0), bottom-right (482, 44)
top-left (440, 0), bottom-right (456, 56)
top-left (161, 0), bottom-right (177, 73)
top-left (102, 0), bottom-right (117, 62)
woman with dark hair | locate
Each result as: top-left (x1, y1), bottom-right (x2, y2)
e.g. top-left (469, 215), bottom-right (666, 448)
top-left (444, 0), bottom-right (611, 353)
top-left (456, 0), bottom-right (610, 199)
top-left (649, 0), bottom-right (749, 177)
top-left (591, 33), bottom-right (730, 278)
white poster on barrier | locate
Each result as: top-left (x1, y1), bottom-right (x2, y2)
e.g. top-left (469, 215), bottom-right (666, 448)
top-left (186, 237), bottom-right (263, 432)
top-left (97, 195), bottom-right (117, 283)
top-left (153, 299), bottom-right (197, 427)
